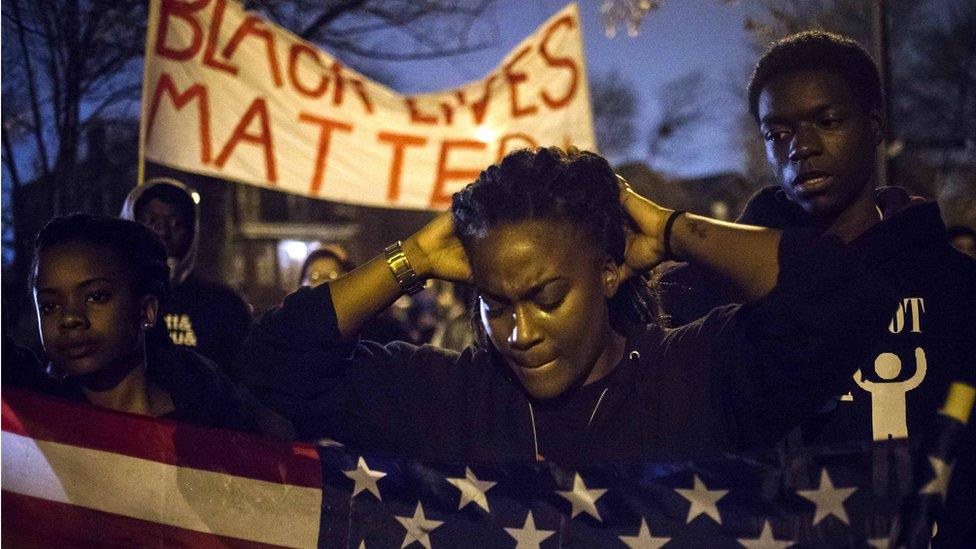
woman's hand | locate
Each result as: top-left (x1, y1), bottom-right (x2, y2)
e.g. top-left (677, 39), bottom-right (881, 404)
top-left (404, 211), bottom-right (472, 283)
top-left (618, 176), bottom-right (673, 280)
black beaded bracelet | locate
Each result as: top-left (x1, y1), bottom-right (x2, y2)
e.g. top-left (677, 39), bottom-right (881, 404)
top-left (662, 210), bottom-right (686, 261)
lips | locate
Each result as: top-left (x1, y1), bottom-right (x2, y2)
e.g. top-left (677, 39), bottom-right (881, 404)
top-left (792, 170), bottom-right (835, 194)
top-left (510, 355), bottom-right (559, 371)
top-left (60, 341), bottom-right (98, 359)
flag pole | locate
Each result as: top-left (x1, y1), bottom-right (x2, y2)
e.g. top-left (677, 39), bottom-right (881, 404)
top-left (137, 0), bottom-right (162, 186)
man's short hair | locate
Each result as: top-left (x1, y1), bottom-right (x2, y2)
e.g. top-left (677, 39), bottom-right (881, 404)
top-left (747, 30), bottom-right (883, 122)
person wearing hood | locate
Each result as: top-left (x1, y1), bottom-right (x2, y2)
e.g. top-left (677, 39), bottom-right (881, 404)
top-left (122, 177), bottom-right (252, 382)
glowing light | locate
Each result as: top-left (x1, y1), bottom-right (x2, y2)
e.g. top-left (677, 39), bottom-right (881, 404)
top-left (190, 191), bottom-right (201, 204)
top-left (280, 240), bottom-right (308, 262)
top-left (474, 125), bottom-right (497, 143)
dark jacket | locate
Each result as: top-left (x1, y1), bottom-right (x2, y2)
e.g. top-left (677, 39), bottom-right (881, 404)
top-left (241, 231), bottom-right (897, 465)
top-left (659, 191), bottom-right (976, 445)
top-left (658, 193), bottom-right (976, 546)
top-left (18, 347), bottom-right (293, 439)
top-left (160, 272), bottom-right (253, 381)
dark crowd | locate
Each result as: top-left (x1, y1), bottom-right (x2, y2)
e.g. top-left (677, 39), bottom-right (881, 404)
top-left (3, 31), bottom-right (975, 545)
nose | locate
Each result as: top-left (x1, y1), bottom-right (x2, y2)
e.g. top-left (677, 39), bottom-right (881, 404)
top-left (58, 302), bottom-right (90, 332)
top-left (148, 221), bottom-right (171, 242)
top-left (507, 305), bottom-right (542, 351)
top-left (788, 123), bottom-right (822, 162)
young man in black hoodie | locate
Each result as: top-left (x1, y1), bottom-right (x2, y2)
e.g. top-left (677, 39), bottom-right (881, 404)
top-left (657, 31), bottom-right (976, 543)
top-left (122, 178), bottom-right (253, 382)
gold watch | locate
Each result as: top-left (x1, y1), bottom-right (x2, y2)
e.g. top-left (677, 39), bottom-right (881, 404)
top-left (384, 241), bottom-right (425, 296)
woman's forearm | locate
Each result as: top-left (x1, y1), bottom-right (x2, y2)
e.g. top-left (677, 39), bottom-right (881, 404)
top-left (327, 237), bottom-right (433, 339)
top-left (669, 213), bottom-right (782, 301)
top-left (327, 254), bottom-right (403, 339)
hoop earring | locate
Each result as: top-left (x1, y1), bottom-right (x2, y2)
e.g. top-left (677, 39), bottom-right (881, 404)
top-left (45, 362), bottom-right (70, 382)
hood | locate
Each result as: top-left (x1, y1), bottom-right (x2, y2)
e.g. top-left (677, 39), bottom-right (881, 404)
top-left (120, 177), bottom-right (200, 285)
top-left (738, 185), bottom-right (925, 229)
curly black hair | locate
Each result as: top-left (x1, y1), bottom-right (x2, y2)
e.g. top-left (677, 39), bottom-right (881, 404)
top-left (451, 147), bottom-right (656, 346)
top-left (747, 30), bottom-right (882, 123)
top-left (30, 213), bottom-right (171, 305)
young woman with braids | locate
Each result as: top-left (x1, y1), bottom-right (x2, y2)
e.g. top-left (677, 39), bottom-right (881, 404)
top-left (241, 147), bottom-right (899, 464)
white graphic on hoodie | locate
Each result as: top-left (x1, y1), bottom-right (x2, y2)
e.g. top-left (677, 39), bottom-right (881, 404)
top-left (854, 347), bottom-right (927, 440)
top-left (165, 313), bottom-right (198, 347)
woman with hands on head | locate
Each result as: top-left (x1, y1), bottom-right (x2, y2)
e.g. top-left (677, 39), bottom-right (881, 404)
top-left (241, 147), bottom-right (897, 464)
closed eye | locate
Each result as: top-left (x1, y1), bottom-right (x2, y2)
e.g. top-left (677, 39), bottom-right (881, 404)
top-left (534, 289), bottom-right (567, 310)
top-left (480, 295), bottom-right (509, 316)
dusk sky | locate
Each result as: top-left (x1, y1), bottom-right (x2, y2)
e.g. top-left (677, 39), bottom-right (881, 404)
top-left (356, 0), bottom-right (760, 177)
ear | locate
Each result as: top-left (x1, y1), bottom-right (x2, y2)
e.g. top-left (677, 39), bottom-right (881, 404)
top-left (140, 295), bottom-right (159, 330)
top-left (602, 256), bottom-right (623, 299)
top-left (867, 106), bottom-right (884, 146)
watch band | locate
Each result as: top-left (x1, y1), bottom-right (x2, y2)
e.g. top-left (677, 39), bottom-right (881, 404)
top-left (662, 210), bottom-right (686, 261)
top-left (384, 241), bottom-right (425, 296)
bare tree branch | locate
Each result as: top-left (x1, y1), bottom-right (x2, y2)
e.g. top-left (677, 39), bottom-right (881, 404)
top-left (2, 126), bottom-right (23, 189)
top-left (299, 0), bottom-right (368, 39)
top-left (9, 0), bottom-right (52, 179)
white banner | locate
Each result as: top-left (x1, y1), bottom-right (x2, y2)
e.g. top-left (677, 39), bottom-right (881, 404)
top-left (140, 0), bottom-right (596, 209)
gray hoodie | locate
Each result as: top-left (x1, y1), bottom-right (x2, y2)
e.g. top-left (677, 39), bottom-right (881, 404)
top-left (120, 177), bottom-right (200, 285)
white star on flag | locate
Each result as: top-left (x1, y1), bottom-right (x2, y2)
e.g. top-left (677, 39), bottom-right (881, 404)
top-left (556, 473), bottom-right (607, 521)
top-left (920, 456), bottom-right (954, 502)
top-left (445, 467), bottom-right (496, 512)
top-left (505, 511), bottom-right (555, 549)
top-left (618, 517), bottom-right (671, 548)
top-left (797, 468), bottom-right (857, 525)
top-left (344, 456), bottom-right (386, 499)
top-left (737, 520), bottom-right (793, 548)
top-left (395, 502), bottom-right (443, 549)
top-left (675, 474), bottom-right (728, 524)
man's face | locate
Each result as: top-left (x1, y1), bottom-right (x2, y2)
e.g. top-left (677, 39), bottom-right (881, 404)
top-left (466, 220), bottom-right (618, 400)
top-left (33, 242), bottom-right (150, 382)
top-left (758, 69), bottom-right (881, 218)
top-left (138, 198), bottom-right (191, 260)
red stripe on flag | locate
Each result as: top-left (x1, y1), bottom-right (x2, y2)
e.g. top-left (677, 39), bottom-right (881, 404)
top-left (2, 387), bottom-right (321, 488)
top-left (2, 490), bottom-right (289, 548)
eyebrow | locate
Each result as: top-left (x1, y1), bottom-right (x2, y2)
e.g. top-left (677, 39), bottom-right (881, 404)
top-left (78, 277), bottom-right (115, 288)
top-left (480, 275), bottom-right (565, 302)
top-left (36, 277), bottom-right (116, 294)
top-left (761, 102), bottom-right (840, 126)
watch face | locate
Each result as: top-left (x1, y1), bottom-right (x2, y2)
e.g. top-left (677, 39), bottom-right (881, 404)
top-left (386, 245), bottom-right (422, 294)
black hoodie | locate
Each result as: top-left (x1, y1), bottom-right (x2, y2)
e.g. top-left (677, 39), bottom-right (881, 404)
top-left (659, 189), bottom-right (976, 446)
top-left (241, 230), bottom-right (899, 465)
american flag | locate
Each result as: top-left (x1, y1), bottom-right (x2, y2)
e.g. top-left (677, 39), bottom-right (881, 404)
top-left (1, 387), bottom-right (947, 547)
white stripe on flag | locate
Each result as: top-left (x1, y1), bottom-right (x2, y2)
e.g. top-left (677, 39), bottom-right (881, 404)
top-left (2, 431), bottom-right (322, 548)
